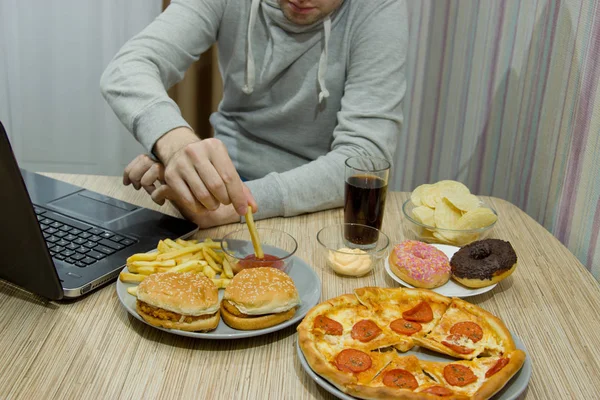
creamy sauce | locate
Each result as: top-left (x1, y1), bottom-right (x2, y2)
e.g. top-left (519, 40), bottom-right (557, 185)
top-left (327, 248), bottom-right (373, 276)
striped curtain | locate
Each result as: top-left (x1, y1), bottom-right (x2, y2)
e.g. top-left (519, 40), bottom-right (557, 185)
top-left (393, 0), bottom-right (600, 279)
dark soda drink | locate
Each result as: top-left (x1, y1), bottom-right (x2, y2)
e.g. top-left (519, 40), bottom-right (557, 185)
top-left (344, 174), bottom-right (388, 244)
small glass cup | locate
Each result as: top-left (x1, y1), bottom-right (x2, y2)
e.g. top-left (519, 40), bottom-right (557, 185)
top-left (317, 223), bottom-right (390, 277)
top-left (220, 228), bottom-right (297, 274)
top-left (343, 156), bottom-right (391, 248)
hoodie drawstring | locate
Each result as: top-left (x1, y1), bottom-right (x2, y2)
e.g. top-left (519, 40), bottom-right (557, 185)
top-left (243, 0), bottom-right (261, 94)
top-left (317, 16), bottom-right (331, 103)
top-left (244, 0), bottom-right (332, 103)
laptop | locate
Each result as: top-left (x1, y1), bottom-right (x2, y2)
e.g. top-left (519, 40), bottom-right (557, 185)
top-left (0, 121), bottom-right (198, 300)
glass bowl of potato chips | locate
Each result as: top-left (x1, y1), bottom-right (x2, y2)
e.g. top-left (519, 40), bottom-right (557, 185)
top-left (402, 180), bottom-right (498, 247)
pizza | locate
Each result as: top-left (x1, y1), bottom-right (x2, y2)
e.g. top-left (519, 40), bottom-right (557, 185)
top-left (297, 287), bottom-right (525, 400)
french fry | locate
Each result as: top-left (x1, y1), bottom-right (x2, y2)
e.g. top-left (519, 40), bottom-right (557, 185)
top-left (203, 239), bottom-right (223, 249)
top-left (133, 266), bottom-right (160, 275)
top-left (130, 260), bottom-right (177, 269)
top-left (167, 260), bottom-right (207, 273)
top-left (176, 254), bottom-right (194, 263)
top-left (164, 238), bottom-right (184, 249)
top-left (156, 243), bottom-right (205, 261)
top-left (119, 271), bottom-right (146, 283)
top-left (203, 265), bottom-right (217, 279)
top-left (245, 208), bottom-right (264, 258)
top-left (127, 286), bottom-right (138, 296)
top-left (205, 247), bottom-right (224, 264)
top-left (126, 252), bottom-right (158, 263)
top-left (202, 248), bottom-right (222, 273)
top-left (212, 278), bottom-right (231, 289)
top-left (176, 238), bottom-right (198, 247)
top-left (157, 240), bottom-right (171, 253)
top-left (222, 258), bottom-right (234, 279)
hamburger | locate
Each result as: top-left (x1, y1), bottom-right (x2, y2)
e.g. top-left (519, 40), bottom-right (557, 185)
top-left (221, 267), bottom-right (300, 330)
top-left (136, 272), bottom-right (220, 332)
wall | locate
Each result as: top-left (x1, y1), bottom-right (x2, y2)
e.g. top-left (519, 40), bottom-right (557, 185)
top-left (0, 0), bottom-right (162, 175)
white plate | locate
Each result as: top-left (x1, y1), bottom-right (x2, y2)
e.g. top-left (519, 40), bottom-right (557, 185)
top-left (116, 254), bottom-right (321, 339)
top-left (297, 333), bottom-right (532, 400)
top-left (384, 244), bottom-right (497, 298)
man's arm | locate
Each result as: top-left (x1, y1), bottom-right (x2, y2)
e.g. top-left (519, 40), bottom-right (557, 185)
top-left (101, 0), bottom-right (253, 217)
top-left (246, 0), bottom-right (408, 220)
top-left (100, 0), bottom-right (224, 151)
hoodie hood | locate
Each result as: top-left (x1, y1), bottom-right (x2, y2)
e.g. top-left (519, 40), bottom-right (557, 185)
top-left (243, 0), bottom-right (340, 102)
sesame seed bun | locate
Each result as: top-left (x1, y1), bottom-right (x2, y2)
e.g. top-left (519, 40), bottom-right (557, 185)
top-left (136, 272), bottom-right (220, 332)
top-left (221, 267), bottom-right (300, 330)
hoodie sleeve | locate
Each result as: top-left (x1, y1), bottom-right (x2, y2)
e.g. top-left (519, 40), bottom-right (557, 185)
top-left (100, 0), bottom-right (227, 152)
top-left (246, 0), bottom-right (408, 220)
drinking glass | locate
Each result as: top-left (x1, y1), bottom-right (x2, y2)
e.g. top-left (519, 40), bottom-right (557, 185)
top-left (343, 156), bottom-right (390, 247)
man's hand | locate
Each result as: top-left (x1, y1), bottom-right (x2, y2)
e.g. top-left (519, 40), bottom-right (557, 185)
top-left (153, 127), bottom-right (255, 216)
top-left (152, 186), bottom-right (253, 229)
top-left (123, 152), bottom-right (257, 228)
top-left (123, 154), bottom-right (165, 196)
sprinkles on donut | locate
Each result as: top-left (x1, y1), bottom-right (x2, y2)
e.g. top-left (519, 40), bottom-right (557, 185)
top-left (388, 240), bottom-right (451, 289)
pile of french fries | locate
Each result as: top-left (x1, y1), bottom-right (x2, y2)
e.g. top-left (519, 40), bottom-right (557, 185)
top-left (120, 238), bottom-right (234, 297)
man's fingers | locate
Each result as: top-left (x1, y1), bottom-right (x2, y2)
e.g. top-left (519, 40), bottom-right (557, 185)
top-left (209, 153), bottom-right (247, 216)
top-left (164, 168), bottom-right (198, 207)
top-left (194, 162), bottom-right (232, 207)
top-left (128, 156), bottom-right (156, 190)
top-left (151, 185), bottom-right (169, 205)
top-left (140, 163), bottom-right (164, 187)
top-left (180, 164), bottom-right (220, 211)
top-left (123, 155), bottom-right (144, 186)
top-left (243, 185), bottom-right (258, 214)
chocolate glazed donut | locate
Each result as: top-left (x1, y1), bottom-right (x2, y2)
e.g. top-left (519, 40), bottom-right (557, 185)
top-left (450, 239), bottom-right (517, 288)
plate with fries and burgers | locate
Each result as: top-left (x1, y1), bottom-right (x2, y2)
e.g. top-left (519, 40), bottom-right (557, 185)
top-left (116, 210), bottom-right (322, 339)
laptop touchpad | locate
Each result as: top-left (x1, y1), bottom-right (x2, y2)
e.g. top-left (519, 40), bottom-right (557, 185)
top-left (49, 191), bottom-right (138, 223)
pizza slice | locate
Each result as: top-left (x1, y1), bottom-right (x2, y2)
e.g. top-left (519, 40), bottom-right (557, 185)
top-left (304, 293), bottom-right (414, 352)
top-left (298, 294), bottom-right (397, 390)
top-left (413, 298), bottom-right (516, 359)
top-left (420, 350), bottom-right (526, 399)
top-left (347, 354), bottom-right (470, 400)
top-left (354, 287), bottom-right (451, 352)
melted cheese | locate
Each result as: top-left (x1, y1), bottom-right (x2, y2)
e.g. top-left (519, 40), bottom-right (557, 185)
top-left (425, 304), bottom-right (503, 357)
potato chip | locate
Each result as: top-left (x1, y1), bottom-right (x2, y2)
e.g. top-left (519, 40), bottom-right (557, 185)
top-left (434, 198), bottom-right (462, 229)
top-left (421, 186), bottom-right (442, 208)
top-left (410, 184), bottom-right (433, 207)
top-left (436, 180), bottom-right (470, 196)
top-left (458, 208), bottom-right (498, 229)
top-left (444, 192), bottom-right (481, 212)
top-left (412, 206), bottom-right (435, 226)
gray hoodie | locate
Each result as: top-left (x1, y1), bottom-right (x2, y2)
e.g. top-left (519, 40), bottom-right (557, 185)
top-left (100, 0), bottom-right (407, 220)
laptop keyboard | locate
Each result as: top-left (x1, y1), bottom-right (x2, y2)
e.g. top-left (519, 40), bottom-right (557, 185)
top-left (33, 206), bottom-right (137, 268)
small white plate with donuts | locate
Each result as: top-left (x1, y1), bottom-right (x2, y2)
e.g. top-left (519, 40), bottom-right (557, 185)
top-left (384, 244), bottom-right (497, 298)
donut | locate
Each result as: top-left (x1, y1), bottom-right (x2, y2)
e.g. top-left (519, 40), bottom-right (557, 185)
top-left (388, 240), bottom-right (451, 288)
top-left (450, 239), bottom-right (517, 288)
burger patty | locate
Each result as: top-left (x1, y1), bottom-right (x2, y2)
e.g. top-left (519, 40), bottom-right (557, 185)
top-left (138, 301), bottom-right (214, 323)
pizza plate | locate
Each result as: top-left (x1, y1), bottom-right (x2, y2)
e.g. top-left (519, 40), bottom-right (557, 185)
top-left (384, 244), bottom-right (498, 298)
top-left (296, 333), bottom-right (532, 400)
top-left (116, 251), bottom-right (321, 339)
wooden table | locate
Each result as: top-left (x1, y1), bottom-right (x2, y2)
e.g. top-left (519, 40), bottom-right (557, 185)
top-left (1, 174), bottom-right (599, 399)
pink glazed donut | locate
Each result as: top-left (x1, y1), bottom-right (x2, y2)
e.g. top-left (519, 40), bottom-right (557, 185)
top-left (389, 240), bottom-right (451, 288)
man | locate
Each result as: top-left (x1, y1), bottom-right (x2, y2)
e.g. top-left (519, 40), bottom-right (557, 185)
top-left (100, 0), bottom-right (407, 228)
